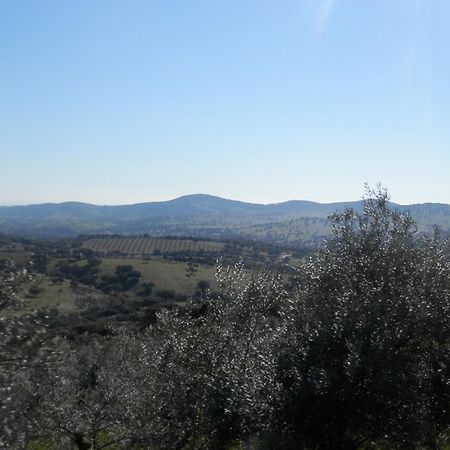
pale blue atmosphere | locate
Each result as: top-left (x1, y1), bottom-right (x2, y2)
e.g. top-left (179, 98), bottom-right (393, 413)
top-left (0, 0), bottom-right (449, 205)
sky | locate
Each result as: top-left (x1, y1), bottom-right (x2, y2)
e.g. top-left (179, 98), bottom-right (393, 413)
top-left (0, 0), bottom-right (449, 205)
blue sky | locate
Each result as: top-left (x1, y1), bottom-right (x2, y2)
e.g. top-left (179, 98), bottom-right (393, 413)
top-left (0, 0), bottom-right (449, 205)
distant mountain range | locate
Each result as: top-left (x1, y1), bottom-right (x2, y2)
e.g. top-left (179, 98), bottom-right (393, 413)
top-left (0, 194), bottom-right (448, 248)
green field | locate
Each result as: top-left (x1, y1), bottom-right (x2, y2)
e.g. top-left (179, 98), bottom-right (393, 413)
top-left (83, 237), bottom-right (225, 255)
top-left (6, 258), bottom-right (217, 316)
top-left (98, 258), bottom-right (217, 295)
top-left (3, 273), bottom-right (109, 316)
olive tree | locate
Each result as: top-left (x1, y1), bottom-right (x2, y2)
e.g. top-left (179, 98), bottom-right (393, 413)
top-left (274, 187), bottom-right (450, 449)
top-left (0, 259), bottom-right (57, 447)
top-left (131, 261), bottom-right (285, 449)
top-left (16, 331), bottom-right (146, 450)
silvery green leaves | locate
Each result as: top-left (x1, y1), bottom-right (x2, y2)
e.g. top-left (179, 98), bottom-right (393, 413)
top-left (273, 188), bottom-right (450, 449)
top-left (132, 262), bottom-right (286, 449)
top-left (0, 259), bottom-right (30, 310)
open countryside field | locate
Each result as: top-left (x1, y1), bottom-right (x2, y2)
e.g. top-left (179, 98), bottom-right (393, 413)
top-left (49, 256), bottom-right (217, 297)
top-left (83, 236), bottom-right (225, 255)
top-left (2, 273), bottom-right (110, 316)
top-left (98, 258), bottom-right (217, 295)
top-left (5, 258), bottom-right (218, 316)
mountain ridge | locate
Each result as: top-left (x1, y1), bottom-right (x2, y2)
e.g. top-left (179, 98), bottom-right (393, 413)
top-left (2, 193), bottom-right (448, 209)
top-left (0, 194), bottom-right (448, 242)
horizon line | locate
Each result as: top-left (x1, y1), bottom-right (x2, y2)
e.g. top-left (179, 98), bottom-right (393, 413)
top-left (0, 193), bottom-right (448, 208)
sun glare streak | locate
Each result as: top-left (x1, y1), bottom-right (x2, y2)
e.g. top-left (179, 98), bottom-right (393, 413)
top-left (315, 0), bottom-right (336, 34)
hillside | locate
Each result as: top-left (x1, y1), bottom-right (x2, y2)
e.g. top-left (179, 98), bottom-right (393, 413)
top-left (0, 195), bottom-right (448, 248)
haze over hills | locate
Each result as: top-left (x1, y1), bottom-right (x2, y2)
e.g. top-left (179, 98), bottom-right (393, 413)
top-left (0, 194), bottom-right (360, 218)
top-left (0, 194), bottom-right (448, 248)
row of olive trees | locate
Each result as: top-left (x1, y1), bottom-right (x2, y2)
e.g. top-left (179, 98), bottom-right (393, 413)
top-left (4, 188), bottom-right (450, 449)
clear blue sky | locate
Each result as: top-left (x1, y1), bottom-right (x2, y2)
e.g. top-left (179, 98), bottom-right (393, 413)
top-left (0, 0), bottom-right (449, 205)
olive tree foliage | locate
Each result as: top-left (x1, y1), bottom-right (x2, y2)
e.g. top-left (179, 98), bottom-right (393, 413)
top-left (12, 262), bottom-right (285, 450)
top-left (0, 259), bottom-right (29, 310)
top-left (0, 260), bottom-right (30, 374)
top-left (18, 332), bottom-right (144, 450)
top-left (131, 261), bottom-right (286, 449)
top-left (0, 259), bottom-right (58, 448)
top-left (274, 187), bottom-right (450, 449)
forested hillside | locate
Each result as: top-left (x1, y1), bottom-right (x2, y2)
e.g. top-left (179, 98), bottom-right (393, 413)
top-left (0, 195), bottom-right (448, 249)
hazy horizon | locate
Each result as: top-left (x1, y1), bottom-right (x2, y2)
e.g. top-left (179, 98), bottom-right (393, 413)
top-left (1, 191), bottom-right (449, 208)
